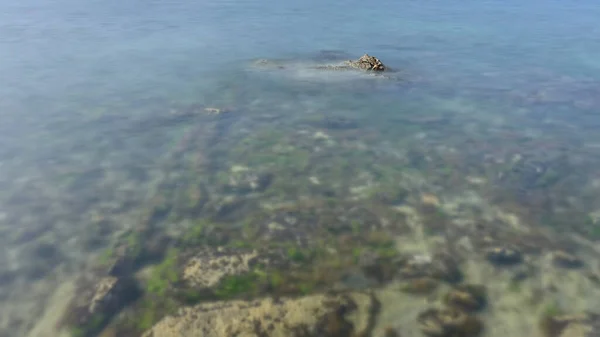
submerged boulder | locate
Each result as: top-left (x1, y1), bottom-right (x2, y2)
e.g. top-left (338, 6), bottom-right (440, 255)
top-left (223, 166), bottom-right (274, 194)
top-left (417, 307), bottom-right (483, 337)
top-left (398, 253), bottom-right (463, 284)
top-left (540, 313), bottom-right (600, 337)
top-left (444, 284), bottom-right (487, 312)
top-left (485, 246), bottom-right (523, 266)
top-left (552, 251), bottom-right (584, 269)
top-left (62, 276), bottom-right (140, 336)
top-left (182, 250), bottom-right (260, 289)
top-left (141, 292), bottom-right (378, 337)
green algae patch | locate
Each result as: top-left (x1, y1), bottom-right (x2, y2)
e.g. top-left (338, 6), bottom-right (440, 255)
top-left (135, 299), bottom-right (177, 332)
top-left (98, 247), bottom-right (115, 266)
top-left (214, 272), bottom-right (262, 299)
top-left (229, 129), bottom-right (313, 175)
top-left (181, 219), bottom-right (233, 248)
top-left (116, 296), bottom-right (180, 335)
top-left (287, 246), bottom-right (309, 263)
top-left (364, 231), bottom-right (399, 258)
top-left (146, 248), bottom-right (179, 296)
top-left (181, 219), bottom-right (208, 246)
top-left (541, 300), bottom-right (563, 318)
top-left (69, 327), bottom-right (85, 337)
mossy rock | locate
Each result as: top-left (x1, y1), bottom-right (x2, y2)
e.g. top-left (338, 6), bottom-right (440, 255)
top-left (145, 248), bottom-right (180, 296)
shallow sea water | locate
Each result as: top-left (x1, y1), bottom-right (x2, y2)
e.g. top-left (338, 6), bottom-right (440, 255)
top-left (2, 0), bottom-right (600, 336)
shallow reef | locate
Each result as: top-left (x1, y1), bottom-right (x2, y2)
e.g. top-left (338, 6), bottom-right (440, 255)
top-left (45, 103), bottom-right (600, 336)
top-left (2, 55), bottom-right (600, 337)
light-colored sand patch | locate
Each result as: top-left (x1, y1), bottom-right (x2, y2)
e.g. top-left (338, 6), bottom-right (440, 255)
top-left (27, 279), bottom-right (76, 337)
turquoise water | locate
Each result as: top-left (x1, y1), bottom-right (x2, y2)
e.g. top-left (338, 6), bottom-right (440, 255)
top-left (2, 0), bottom-right (600, 176)
top-left (2, 0), bottom-right (600, 336)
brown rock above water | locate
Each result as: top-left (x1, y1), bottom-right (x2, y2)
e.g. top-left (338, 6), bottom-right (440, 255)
top-left (345, 54), bottom-right (387, 71)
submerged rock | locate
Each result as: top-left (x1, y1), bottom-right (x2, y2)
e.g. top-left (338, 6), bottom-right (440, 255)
top-left (485, 246), bottom-right (523, 266)
top-left (88, 277), bottom-right (132, 316)
top-left (63, 276), bottom-right (140, 336)
top-left (141, 292), bottom-right (378, 337)
top-left (398, 253), bottom-right (463, 284)
top-left (360, 255), bottom-right (398, 284)
top-left (224, 166), bottom-right (274, 194)
top-left (105, 250), bottom-right (135, 278)
top-left (182, 250), bottom-right (260, 289)
top-left (210, 195), bottom-right (248, 220)
top-left (552, 251), bottom-right (584, 269)
top-left (317, 116), bottom-right (359, 130)
top-left (417, 307), bottom-right (483, 337)
top-left (399, 277), bottom-right (439, 295)
top-left (511, 264), bottom-right (536, 282)
top-left (540, 313), bottom-right (599, 337)
top-left (384, 327), bottom-right (401, 337)
top-left (444, 284), bottom-right (487, 312)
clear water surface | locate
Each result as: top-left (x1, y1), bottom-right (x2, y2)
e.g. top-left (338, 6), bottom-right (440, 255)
top-left (1, 0), bottom-right (600, 336)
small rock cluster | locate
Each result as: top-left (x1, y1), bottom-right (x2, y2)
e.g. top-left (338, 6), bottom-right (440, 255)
top-left (417, 307), bottom-right (483, 337)
top-left (541, 313), bottom-right (600, 337)
top-left (552, 251), bottom-right (584, 269)
top-left (485, 245), bottom-right (584, 270)
top-left (485, 246), bottom-right (523, 266)
top-left (390, 252), bottom-right (488, 337)
top-left (224, 166), bottom-right (274, 194)
top-left (398, 253), bottom-right (463, 284)
top-left (417, 284), bottom-right (487, 337)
